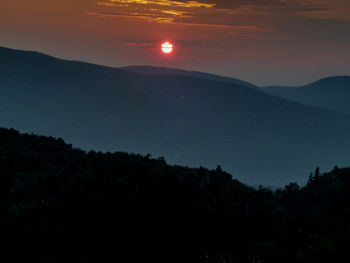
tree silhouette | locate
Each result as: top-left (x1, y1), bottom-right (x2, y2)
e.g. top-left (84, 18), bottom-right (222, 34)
top-left (0, 127), bottom-right (349, 262)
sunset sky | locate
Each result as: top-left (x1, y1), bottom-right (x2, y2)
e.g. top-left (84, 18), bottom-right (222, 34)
top-left (1, 0), bottom-right (349, 85)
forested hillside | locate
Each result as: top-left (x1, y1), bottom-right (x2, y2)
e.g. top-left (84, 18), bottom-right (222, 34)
top-left (1, 128), bottom-right (350, 262)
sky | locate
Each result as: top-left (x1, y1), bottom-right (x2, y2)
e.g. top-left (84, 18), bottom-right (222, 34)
top-left (0, 0), bottom-right (349, 86)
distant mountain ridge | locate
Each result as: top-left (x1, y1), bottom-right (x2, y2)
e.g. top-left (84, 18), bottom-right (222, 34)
top-left (121, 65), bottom-right (257, 89)
top-left (1, 46), bottom-right (350, 185)
top-left (262, 76), bottom-right (350, 115)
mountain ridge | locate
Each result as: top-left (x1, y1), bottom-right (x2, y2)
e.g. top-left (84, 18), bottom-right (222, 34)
top-left (121, 65), bottom-right (257, 88)
top-left (1, 46), bottom-right (350, 185)
top-left (3, 125), bottom-right (350, 262)
top-left (262, 76), bottom-right (350, 115)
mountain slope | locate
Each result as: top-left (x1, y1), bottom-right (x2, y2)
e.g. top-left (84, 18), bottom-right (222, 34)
top-left (121, 65), bottom-right (257, 88)
top-left (1, 46), bottom-right (350, 185)
top-left (3, 127), bottom-right (350, 262)
top-left (262, 76), bottom-right (350, 115)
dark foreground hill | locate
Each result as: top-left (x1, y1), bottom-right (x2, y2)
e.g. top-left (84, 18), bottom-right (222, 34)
top-left (1, 128), bottom-right (350, 262)
top-left (2, 46), bottom-right (350, 185)
top-left (262, 76), bottom-right (350, 115)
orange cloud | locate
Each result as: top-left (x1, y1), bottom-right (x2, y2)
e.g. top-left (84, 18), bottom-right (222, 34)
top-left (107, 0), bottom-right (215, 8)
top-left (90, 0), bottom-right (350, 43)
top-left (160, 9), bottom-right (188, 16)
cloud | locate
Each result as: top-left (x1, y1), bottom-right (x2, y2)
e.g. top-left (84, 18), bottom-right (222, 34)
top-left (296, 8), bottom-right (350, 21)
top-left (107, 0), bottom-right (215, 8)
top-left (88, 11), bottom-right (176, 23)
top-left (89, 0), bottom-right (350, 42)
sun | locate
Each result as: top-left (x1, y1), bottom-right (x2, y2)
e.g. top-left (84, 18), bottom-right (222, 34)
top-left (161, 41), bottom-right (173, 54)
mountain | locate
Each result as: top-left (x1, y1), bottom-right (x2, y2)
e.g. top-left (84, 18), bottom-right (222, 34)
top-left (0, 127), bottom-right (249, 262)
top-left (1, 46), bottom-right (350, 185)
top-left (121, 65), bottom-right (257, 89)
top-left (262, 76), bottom-right (350, 115)
top-left (2, 127), bottom-right (350, 263)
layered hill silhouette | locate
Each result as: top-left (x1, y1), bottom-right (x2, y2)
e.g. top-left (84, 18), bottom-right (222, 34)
top-left (2, 127), bottom-right (350, 262)
top-left (1, 46), bottom-right (350, 185)
top-left (121, 65), bottom-right (257, 89)
top-left (262, 76), bottom-right (350, 115)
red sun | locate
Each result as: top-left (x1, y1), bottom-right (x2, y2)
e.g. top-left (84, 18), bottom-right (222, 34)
top-left (161, 41), bottom-right (174, 54)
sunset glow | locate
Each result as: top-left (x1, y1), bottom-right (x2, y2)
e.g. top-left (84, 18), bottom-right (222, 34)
top-left (161, 42), bottom-right (173, 54)
top-left (1, 0), bottom-right (350, 85)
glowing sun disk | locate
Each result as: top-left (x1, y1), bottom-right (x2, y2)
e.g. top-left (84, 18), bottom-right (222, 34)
top-left (161, 42), bottom-right (173, 54)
